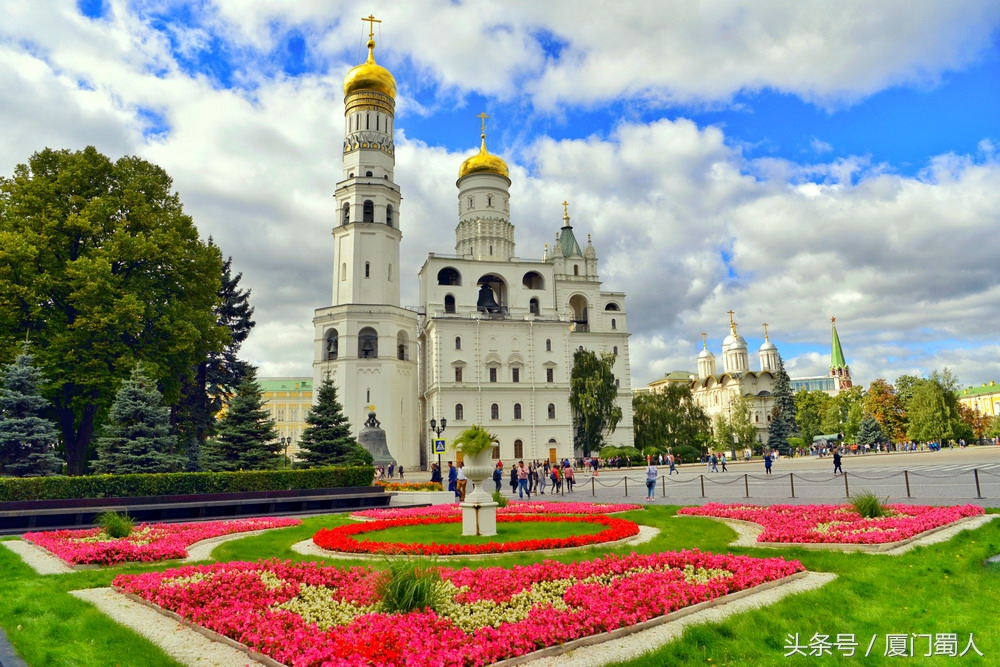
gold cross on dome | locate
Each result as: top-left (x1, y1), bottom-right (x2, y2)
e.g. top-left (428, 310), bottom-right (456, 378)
top-left (700, 332), bottom-right (708, 349)
top-left (562, 201), bottom-right (570, 219)
top-left (362, 14), bottom-right (381, 39)
top-left (762, 322), bottom-right (769, 340)
top-left (477, 112), bottom-right (490, 134)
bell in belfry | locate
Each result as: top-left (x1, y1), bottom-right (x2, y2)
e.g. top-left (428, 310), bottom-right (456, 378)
top-left (476, 284), bottom-right (501, 313)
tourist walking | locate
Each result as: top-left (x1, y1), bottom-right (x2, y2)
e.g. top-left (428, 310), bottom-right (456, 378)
top-left (563, 461), bottom-right (575, 492)
top-left (398, 465), bottom-right (404, 480)
top-left (509, 466), bottom-right (518, 495)
top-left (763, 452), bottom-right (773, 475)
top-left (538, 466), bottom-right (548, 494)
top-left (517, 460), bottom-right (530, 499)
top-left (668, 453), bottom-right (679, 475)
top-left (493, 462), bottom-right (503, 492)
top-left (720, 454), bottom-right (727, 472)
top-left (833, 448), bottom-right (843, 475)
top-left (710, 453), bottom-right (718, 472)
top-left (456, 463), bottom-right (467, 501)
top-left (550, 465), bottom-right (561, 493)
top-left (430, 463), bottom-right (442, 485)
top-left (645, 459), bottom-right (658, 500)
top-left (448, 461), bottom-right (458, 497)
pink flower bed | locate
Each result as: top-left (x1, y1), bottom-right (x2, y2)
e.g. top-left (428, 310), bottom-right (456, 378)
top-left (23, 517), bottom-right (302, 566)
top-left (314, 514), bottom-right (640, 556)
top-left (352, 500), bottom-right (642, 520)
top-left (114, 550), bottom-right (804, 666)
top-left (677, 503), bottom-right (985, 544)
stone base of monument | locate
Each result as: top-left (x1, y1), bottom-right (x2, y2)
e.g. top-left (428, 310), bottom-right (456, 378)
top-left (460, 498), bottom-right (498, 537)
top-left (388, 491), bottom-right (457, 506)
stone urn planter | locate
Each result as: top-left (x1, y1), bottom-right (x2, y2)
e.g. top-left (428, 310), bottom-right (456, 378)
top-left (459, 448), bottom-right (498, 536)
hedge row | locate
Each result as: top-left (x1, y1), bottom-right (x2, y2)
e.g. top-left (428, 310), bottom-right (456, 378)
top-left (0, 467), bottom-right (376, 502)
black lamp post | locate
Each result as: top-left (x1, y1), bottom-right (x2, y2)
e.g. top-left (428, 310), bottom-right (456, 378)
top-left (282, 436), bottom-right (291, 467)
top-left (429, 417), bottom-right (447, 479)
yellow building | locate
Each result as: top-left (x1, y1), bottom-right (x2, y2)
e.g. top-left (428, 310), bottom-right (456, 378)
top-left (958, 381), bottom-right (1000, 417)
top-left (259, 377), bottom-right (313, 460)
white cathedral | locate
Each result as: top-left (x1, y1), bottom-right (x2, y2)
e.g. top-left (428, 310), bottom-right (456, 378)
top-left (311, 23), bottom-right (634, 469)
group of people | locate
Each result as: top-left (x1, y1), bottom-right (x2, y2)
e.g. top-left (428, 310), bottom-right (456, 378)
top-left (374, 462), bottom-right (403, 480)
top-left (487, 459), bottom-right (577, 499)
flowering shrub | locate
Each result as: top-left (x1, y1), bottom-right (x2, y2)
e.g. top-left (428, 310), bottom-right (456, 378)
top-left (375, 481), bottom-right (444, 492)
top-left (352, 500), bottom-right (642, 520)
top-left (678, 503), bottom-right (985, 544)
top-left (314, 515), bottom-right (640, 556)
top-left (114, 551), bottom-right (804, 666)
top-left (23, 517), bottom-right (301, 566)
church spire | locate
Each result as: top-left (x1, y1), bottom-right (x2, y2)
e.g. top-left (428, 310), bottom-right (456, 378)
top-left (829, 317), bottom-right (853, 389)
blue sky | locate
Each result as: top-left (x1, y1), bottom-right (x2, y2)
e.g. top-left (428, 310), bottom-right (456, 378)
top-left (3, 0), bottom-right (1000, 390)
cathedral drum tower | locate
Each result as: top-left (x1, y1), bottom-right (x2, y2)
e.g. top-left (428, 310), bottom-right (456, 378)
top-left (312, 16), bottom-right (419, 467)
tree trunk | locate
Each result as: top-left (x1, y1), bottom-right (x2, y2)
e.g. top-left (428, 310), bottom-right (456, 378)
top-left (57, 401), bottom-right (97, 476)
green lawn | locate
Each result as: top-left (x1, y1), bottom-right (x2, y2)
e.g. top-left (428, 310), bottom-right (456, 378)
top-left (0, 507), bottom-right (997, 666)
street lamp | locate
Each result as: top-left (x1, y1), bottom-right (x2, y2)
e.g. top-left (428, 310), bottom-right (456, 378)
top-left (429, 417), bottom-right (447, 481)
top-left (281, 436), bottom-right (291, 467)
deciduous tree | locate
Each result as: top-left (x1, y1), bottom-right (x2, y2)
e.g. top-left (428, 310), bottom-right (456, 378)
top-left (863, 379), bottom-right (906, 443)
top-left (569, 348), bottom-right (623, 455)
top-left (633, 385), bottom-right (711, 455)
top-left (0, 147), bottom-right (226, 474)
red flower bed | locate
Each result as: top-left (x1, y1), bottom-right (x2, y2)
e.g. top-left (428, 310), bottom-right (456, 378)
top-left (313, 514), bottom-right (640, 555)
top-left (678, 503), bottom-right (984, 544)
top-left (114, 551), bottom-right (805, 666)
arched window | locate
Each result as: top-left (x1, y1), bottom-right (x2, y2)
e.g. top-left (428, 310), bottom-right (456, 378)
top-left (340, 263), bottom-right (347, 281)
top-left (530, 298), bottom-right (540, 315)
top-left (487, 195), bottom-right (493, 207)
top-left (397, 331), bottom-right (408, 361)
top-left (365, 261), bottom-right (370, 278)
top-left (454, 367), bottom-right (463, 382)
top-left (491, 403), bottom-right (499, 420)
top-left (358, 327), bottom-right (378, 358)
top-left (605, 303), bottom-right (620, 311)
top-left (611, 318), bottom-right (617, 330)
top-left (547, 403), bottom-right (556, 419)
top-left (455, 404), bottom-right (464, 420)
top-left (573, 265), bottom-right (579, 276)
top-left (388, 263), bottom-right (393, 281)
top-left (444, 294), bottom-right (456, 314)
top-left (325, 330), bottom-right (339, 360)
top-left (514, 439), bottom-right (524, 458)
top-left (455, 336), bottom-right (462, 350)
top-left (363, 200), bottom-right (374, 222)
top-left (386, 205), bottom-right (394, 227)
top-left (342, 203), bottom-right (350, 225)
top-left (437, 267), bottom-right (461, 286)
top-left (514, 403), bottom-right (522, 420)
top-left (613, 346), bottom-right (618, 355)
top-left (546, 339), bottom-right (552, 352)
top-left (365, 170), bottom-right (373, 177)
top-left (522, 271), bottom-right (544, 289)
top-left (615, 378), bottom-right (620, 388)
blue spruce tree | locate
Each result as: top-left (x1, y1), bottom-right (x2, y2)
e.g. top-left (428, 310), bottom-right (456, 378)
top-left (0, 344), bottom-right (63, 476)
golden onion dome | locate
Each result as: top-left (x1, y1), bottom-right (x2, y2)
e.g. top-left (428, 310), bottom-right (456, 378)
top-left (459, 134), bottom-right (510, 179)
top-left (343, 38), bottom-right (396, 99)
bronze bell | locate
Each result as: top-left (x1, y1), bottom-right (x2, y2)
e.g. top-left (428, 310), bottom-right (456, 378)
top-left (476, 284), bottom-right (502, 313)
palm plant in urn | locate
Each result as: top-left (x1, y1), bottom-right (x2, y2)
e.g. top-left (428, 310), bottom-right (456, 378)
top-left (451, 425), bottom-right (499, 535)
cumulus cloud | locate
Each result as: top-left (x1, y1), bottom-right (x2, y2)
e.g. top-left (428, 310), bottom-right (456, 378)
top-left (1, 0), bottom-right (998, 393)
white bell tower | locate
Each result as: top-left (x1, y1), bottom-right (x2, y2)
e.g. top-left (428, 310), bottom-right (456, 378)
top-left (312, 16), bottom-right (418, 467)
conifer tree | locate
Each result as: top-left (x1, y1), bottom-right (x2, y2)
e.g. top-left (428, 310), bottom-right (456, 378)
top-left (92, 365), bottom-right (183, 474)
top-left (203, 369), bottom-right (279, 470)
top-left (297, 374), bottom-right (372, 467)
top-left (856, 416), bottom-right (887, 448)
top-left (767, 355), bottom-right (798, 456)
top-left (0, 344), bottom-right (63, 476)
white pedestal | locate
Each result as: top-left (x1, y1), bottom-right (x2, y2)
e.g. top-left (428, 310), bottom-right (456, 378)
top-left (460, 500), bottom-right (499, 536)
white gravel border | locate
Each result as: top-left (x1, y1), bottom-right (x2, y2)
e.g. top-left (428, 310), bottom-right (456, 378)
top-left (70, 588), bottom-right (274, 667)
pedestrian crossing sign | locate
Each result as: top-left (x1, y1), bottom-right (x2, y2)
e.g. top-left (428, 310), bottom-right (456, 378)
top-left (434, 439), bottom-right (446, 453)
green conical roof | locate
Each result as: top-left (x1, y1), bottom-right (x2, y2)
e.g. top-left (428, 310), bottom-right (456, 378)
top-left (830, 319), bottom-right (847, 370)
top-left (557, 202), bottom-right (583, 258)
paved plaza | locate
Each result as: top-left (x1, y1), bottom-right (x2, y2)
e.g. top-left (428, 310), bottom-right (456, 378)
top-left (418, 446), bottom-right (1000, 508)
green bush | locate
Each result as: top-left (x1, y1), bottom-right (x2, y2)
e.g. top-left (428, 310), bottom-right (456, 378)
top-left (376, 558), bottom-right (444, 614)
top-left (670, 445), bottom-right (704, 464)
top-left (96, 511), bottom-right (133, 538)
top-left (0, 466), bottom-right (375, 502)
top-left (491, 490), bottom-right (508, 508)
top-left (851, 490), bottom-right (890, 519)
